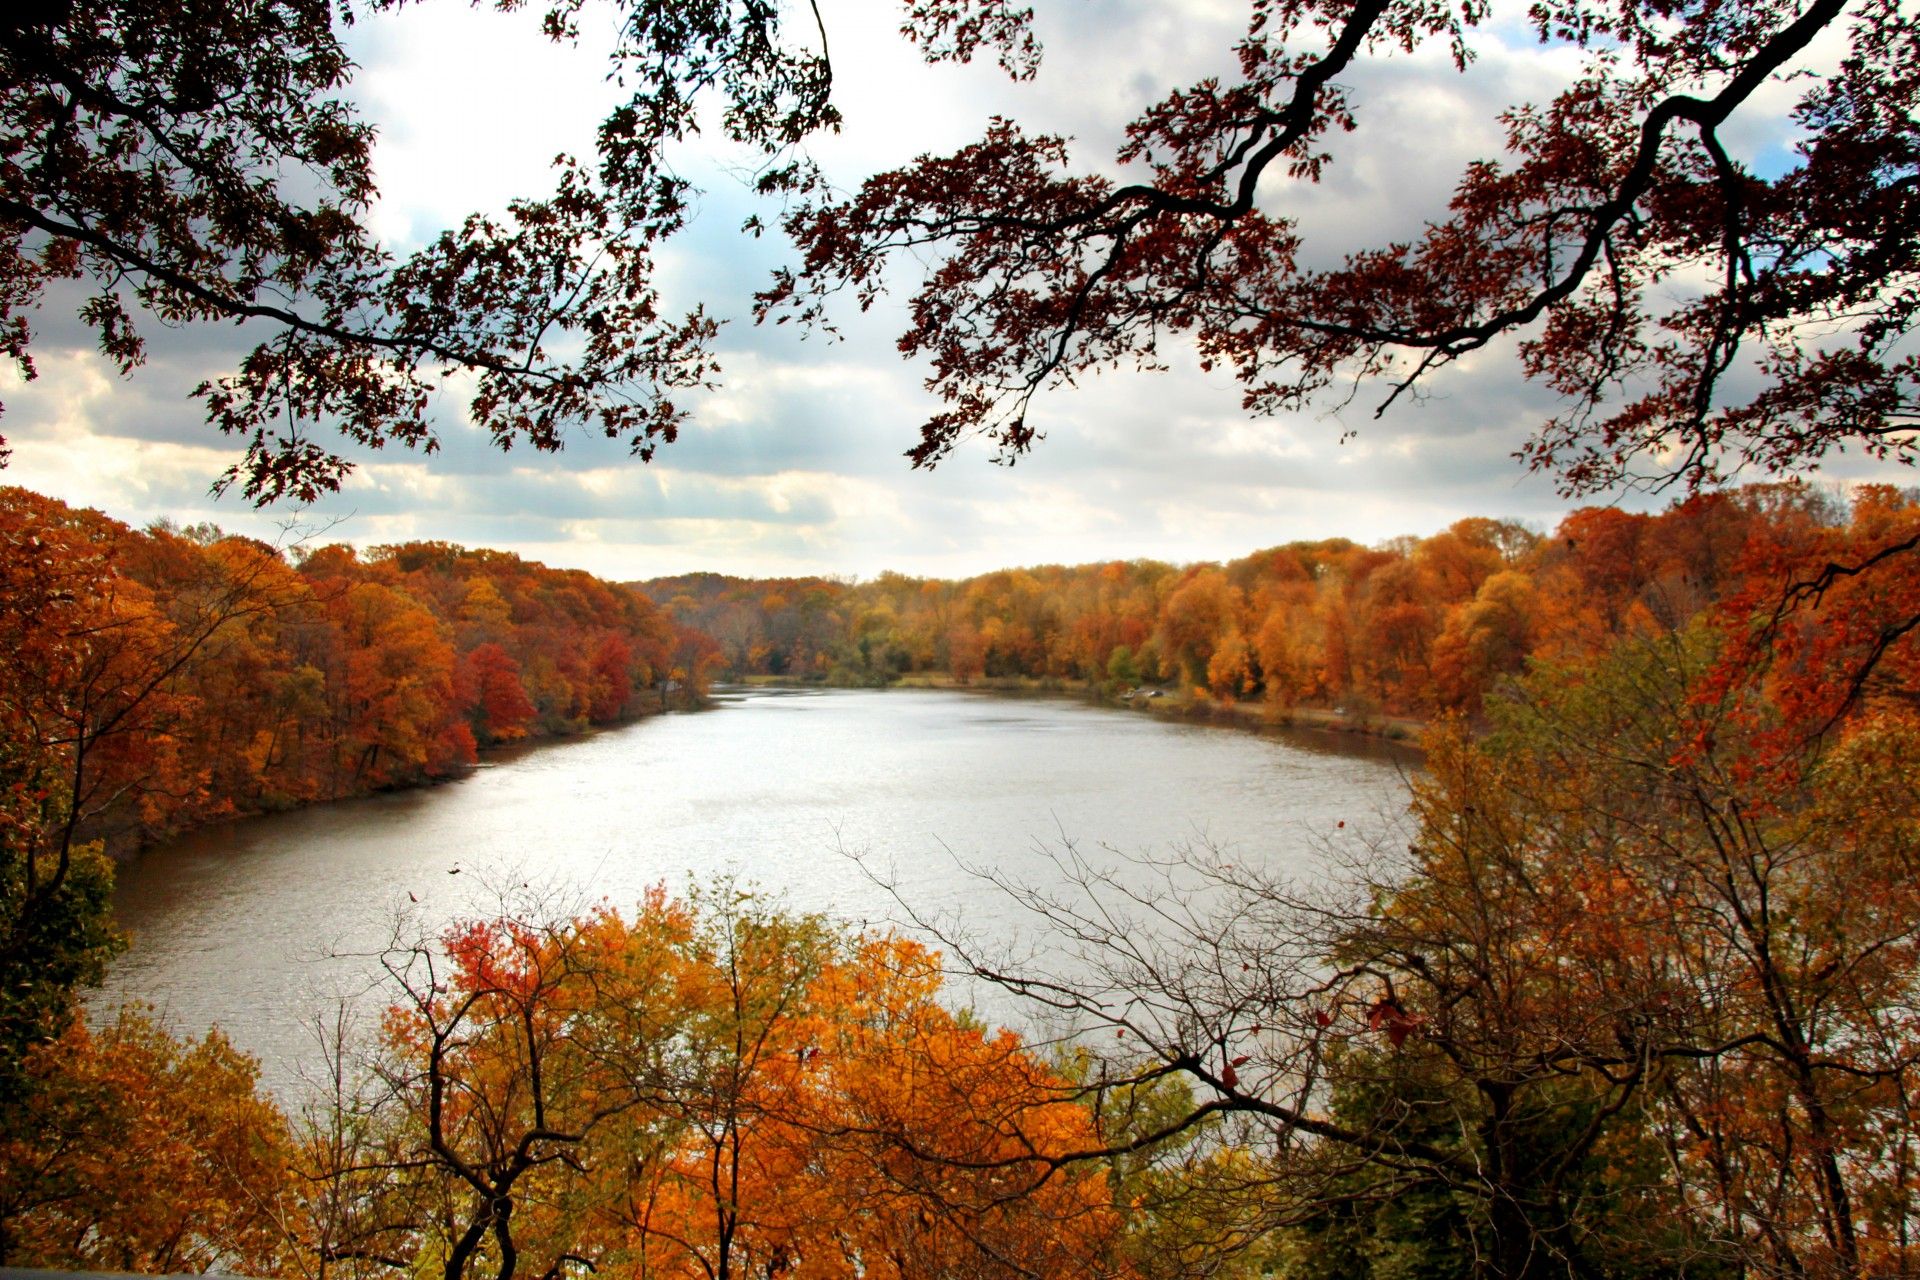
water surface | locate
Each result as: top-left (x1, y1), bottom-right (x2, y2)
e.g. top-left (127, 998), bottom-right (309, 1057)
top-left (105, 687), bottom-right (1413, 1097)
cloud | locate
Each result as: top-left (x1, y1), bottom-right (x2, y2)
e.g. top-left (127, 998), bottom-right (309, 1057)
top-left (0, 0), bottom-right (1903, 581)
top-left (346, 4), bottom-right (630, 251)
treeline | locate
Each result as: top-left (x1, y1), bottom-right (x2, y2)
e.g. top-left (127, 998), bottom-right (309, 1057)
top-left (644, 484), bottom-right (1871, 718)
top-left (8, 481), bottom-right (1920, 1278)
top-left (0, 486), bottom-right (720, 856)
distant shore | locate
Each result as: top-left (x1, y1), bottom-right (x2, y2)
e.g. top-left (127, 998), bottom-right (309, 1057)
top-left (733, 670), bottom-right (1426, 748)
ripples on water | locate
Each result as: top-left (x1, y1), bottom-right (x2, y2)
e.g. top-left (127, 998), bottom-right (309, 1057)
top-left (104, 687), bottom-right (1415, 1098)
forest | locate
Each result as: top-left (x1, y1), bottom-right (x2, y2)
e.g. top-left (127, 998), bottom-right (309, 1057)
top-left (643, 483), bottom-right (1889, 724)
top-left (6, 477), bottom-right (1920, 1278)
top-left (4, 0), bottom-right (1917, 1269)
top-left (0, 480), bottom-right (724, 1113)
top-left (0, 485), bottom-right (720, 851)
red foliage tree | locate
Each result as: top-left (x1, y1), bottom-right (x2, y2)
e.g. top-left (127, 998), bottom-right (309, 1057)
top-left (460, 643), bottom-right (539, 745)
top-left (762, 0), bottom-right (1913, 498)
top-left (8, 0), bottom-right (1906, 504)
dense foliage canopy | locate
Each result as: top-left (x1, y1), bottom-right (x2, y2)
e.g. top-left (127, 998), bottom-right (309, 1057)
top-left (3, 0), bottom-right (1913, 495)
top-left (644, 482), bottom-right (1909, 723)
top-left (766, 0), bottom-right (1918, 495)
top-left (5, 0), bottom-right (1920, 1271)
top-left (0, 485), bottom-right (714, 1107)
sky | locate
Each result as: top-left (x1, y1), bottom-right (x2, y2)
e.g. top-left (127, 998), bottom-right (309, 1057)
top-left (0, 0), bottom-right (1889, 580)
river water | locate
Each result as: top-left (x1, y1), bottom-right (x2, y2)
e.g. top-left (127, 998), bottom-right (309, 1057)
top-left (103, 687), bottom-right (1415, 1100)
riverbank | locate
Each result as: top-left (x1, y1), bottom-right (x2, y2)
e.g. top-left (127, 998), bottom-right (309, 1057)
top-left (102, 691), bottom-right (710, 863)
top-left (1120, 690), bottom-right (1426, 746)
top-left (742, 669), bottom-right (1427, 748)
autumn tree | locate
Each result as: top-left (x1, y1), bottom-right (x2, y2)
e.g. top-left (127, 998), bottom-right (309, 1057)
top-left (900, 612), bottom-right (1920, 1279)
top-left (3, 0), bottom-right (704, 502)
top-left (0, 489), bottom-right (704, 869)
top-left (1394, 629), bottom-right (1920, 1277)
top-left (458, 643), bottom-right (540, 745)
top-left (1428, 569), bottom-right (1538, 714)
top-left (609, 891), bottom-right (838, 1280)
top-left (767, 0), bottom-right (1915, 501)
top-left (1160, 568), bottom-right (1244, 692)
top-left (0, 487), bottom-right (304, 1098)
top-left (0, 1005), bottom-right (295, 1272)
top-left (795, 935), bottom-right (1124, 1279)
top-left (0, 0), bottom-right (1065, 501)
top-left (309, 888), bottom-right (1125, 1280)
top-left (1708, 483), bottom-right (1920, 739)
top-left (313, 896), bottom-right (708, 1280)
top-left (948, 619), bottom-right (987, 684)
top-left (320, 579), bottom-right (469, 787)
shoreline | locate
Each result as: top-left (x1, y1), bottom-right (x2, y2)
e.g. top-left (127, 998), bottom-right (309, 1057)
top-left (736, 670), bottom-right (1427, 752)
top-left (104, 695), bottom-right (702, 865)
top-left (124, 674), bottom-right (1418, 868)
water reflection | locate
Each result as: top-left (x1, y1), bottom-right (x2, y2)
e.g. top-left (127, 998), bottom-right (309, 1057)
top-left (104, 687), bottom-right (1413, 1099)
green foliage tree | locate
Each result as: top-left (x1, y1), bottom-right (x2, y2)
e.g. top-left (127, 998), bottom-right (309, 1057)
top-left (0, 838), bottom-right (120, 1105)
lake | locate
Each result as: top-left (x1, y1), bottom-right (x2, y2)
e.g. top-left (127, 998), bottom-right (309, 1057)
top-left (103, 686), bottom-right (1416, 1099)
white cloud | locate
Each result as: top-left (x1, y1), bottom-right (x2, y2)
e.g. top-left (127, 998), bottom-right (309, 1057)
top-left (0, 0), bottom-right (1906, 580)
top-left (347, 5), bottom-right (630, 249)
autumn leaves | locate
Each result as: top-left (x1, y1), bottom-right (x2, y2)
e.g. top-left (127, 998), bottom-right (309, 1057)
top-left (9, 476), bottom-right (1920, 1278)
top-left (0, 482), bottom-right (722, 1203)
top-left (4, 890), bottom-right (1124, 1279)
top-left (328, 893), bottom-right (1119, 1280)
top-left (0, 486), bottom-right (719, 850)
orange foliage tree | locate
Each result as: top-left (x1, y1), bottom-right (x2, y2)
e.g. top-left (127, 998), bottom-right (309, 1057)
top-left (0, 488), bottom-right (306, 1097)
top-left (921, 610), bottom-right (1920, 1278)
top-left (0, 487), bottom-right (714, 859)
top-left (0, 1006), bottom-right (295, 1271)
top-left (308, 889), bottom-right (1125, 1280)
top-left (642, 492), bottom-right (1902, 725)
